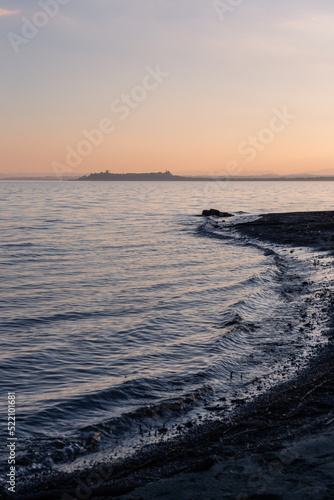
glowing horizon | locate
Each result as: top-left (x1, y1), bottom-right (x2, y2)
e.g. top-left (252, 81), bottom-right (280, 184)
top-left (1, 1), bottom-right (334, 177)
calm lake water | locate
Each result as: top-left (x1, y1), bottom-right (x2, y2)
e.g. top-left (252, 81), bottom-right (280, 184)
top-left (0, 180), bottom-right (334, 477)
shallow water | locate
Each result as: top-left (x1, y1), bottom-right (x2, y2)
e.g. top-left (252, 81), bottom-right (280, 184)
top-left (0, 180), bottom-right (333, 477)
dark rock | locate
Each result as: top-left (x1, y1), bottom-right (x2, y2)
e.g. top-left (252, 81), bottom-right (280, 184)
top-left (190, 457), bottom-right (215, 472)
top-left (208, 208), bottom-right (221, 217)
top-left (204, 405), bottom-right (225, 411)
top-left (248, 495), bottom-right (283, 500)
top-left (54, 440), bottom-right (65, 450)
top-left (16, 453), bottom-right (30, 466)
top-left (264, 249), bottom-right (276, 256)
top-left (201, 209), bottom-right (233, 217)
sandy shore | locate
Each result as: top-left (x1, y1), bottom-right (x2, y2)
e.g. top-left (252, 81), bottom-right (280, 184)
top-left (119, 426), bottom-right (334, 500)
top-left (234, 210), bottom-right (334, 251)
top-left (7, 211), bottom-right (334, 500)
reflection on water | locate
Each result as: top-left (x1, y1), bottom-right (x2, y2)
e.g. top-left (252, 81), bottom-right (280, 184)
top-left (0, 180), bottom-right (333, 475)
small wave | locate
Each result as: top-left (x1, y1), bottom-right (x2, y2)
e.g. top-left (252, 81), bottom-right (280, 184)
top-left (1, 242), bottom-right (35, 248)
top-left (21, 376), bottom-right (212, 430)
top-left (216, 309), bottom-right (260, 333)
top-left (81, 386), bottom-right (215, 435)
top-left (10, 387), bottom-right (215, 474)
top-left (195, 222), bottom-right (233, 241)
top-left (0, 307), bottom-right (150, 329)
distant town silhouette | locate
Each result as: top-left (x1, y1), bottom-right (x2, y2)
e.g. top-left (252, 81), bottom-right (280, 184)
top-left (77, 170), bottom-right (334, 182)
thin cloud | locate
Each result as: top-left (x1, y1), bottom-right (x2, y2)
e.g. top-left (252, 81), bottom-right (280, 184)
top-left (0, 8), bottom-right (20, 17)
top-left (285, 15), bottom-right (334, 35)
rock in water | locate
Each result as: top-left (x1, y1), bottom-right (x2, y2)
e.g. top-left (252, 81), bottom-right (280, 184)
top-left (202, 209), bottom-right (233, 217)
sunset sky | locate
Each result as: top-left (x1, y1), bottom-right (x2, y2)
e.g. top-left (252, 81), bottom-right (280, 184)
top-left (1, 0), bottom-right (334, 177)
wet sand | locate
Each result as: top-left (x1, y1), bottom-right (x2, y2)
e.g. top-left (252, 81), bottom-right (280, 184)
top-left (234, 210), bottom-right (334, 251)
top-left (8, 211), bottom-right (334, 500)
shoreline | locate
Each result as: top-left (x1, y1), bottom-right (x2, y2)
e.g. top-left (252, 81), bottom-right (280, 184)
top-left (8, 210), bottom-right (334, 500)
top-left (234, 210), bottom-right (334, 251)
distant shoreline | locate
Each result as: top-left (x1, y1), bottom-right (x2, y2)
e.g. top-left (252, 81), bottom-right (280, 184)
top-left (77, 177), bottom-right (334, 182)
top-left (2, 175), bottom-right (334, 182)
top-left (77, 171), bottom-right (334, 182)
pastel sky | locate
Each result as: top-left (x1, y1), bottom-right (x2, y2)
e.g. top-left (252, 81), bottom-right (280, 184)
top-left (1, 0), bottom-right (334, 176)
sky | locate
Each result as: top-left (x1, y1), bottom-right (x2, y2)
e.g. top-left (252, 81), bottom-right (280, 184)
top-left (1, 0), bottom-right (334, 177)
